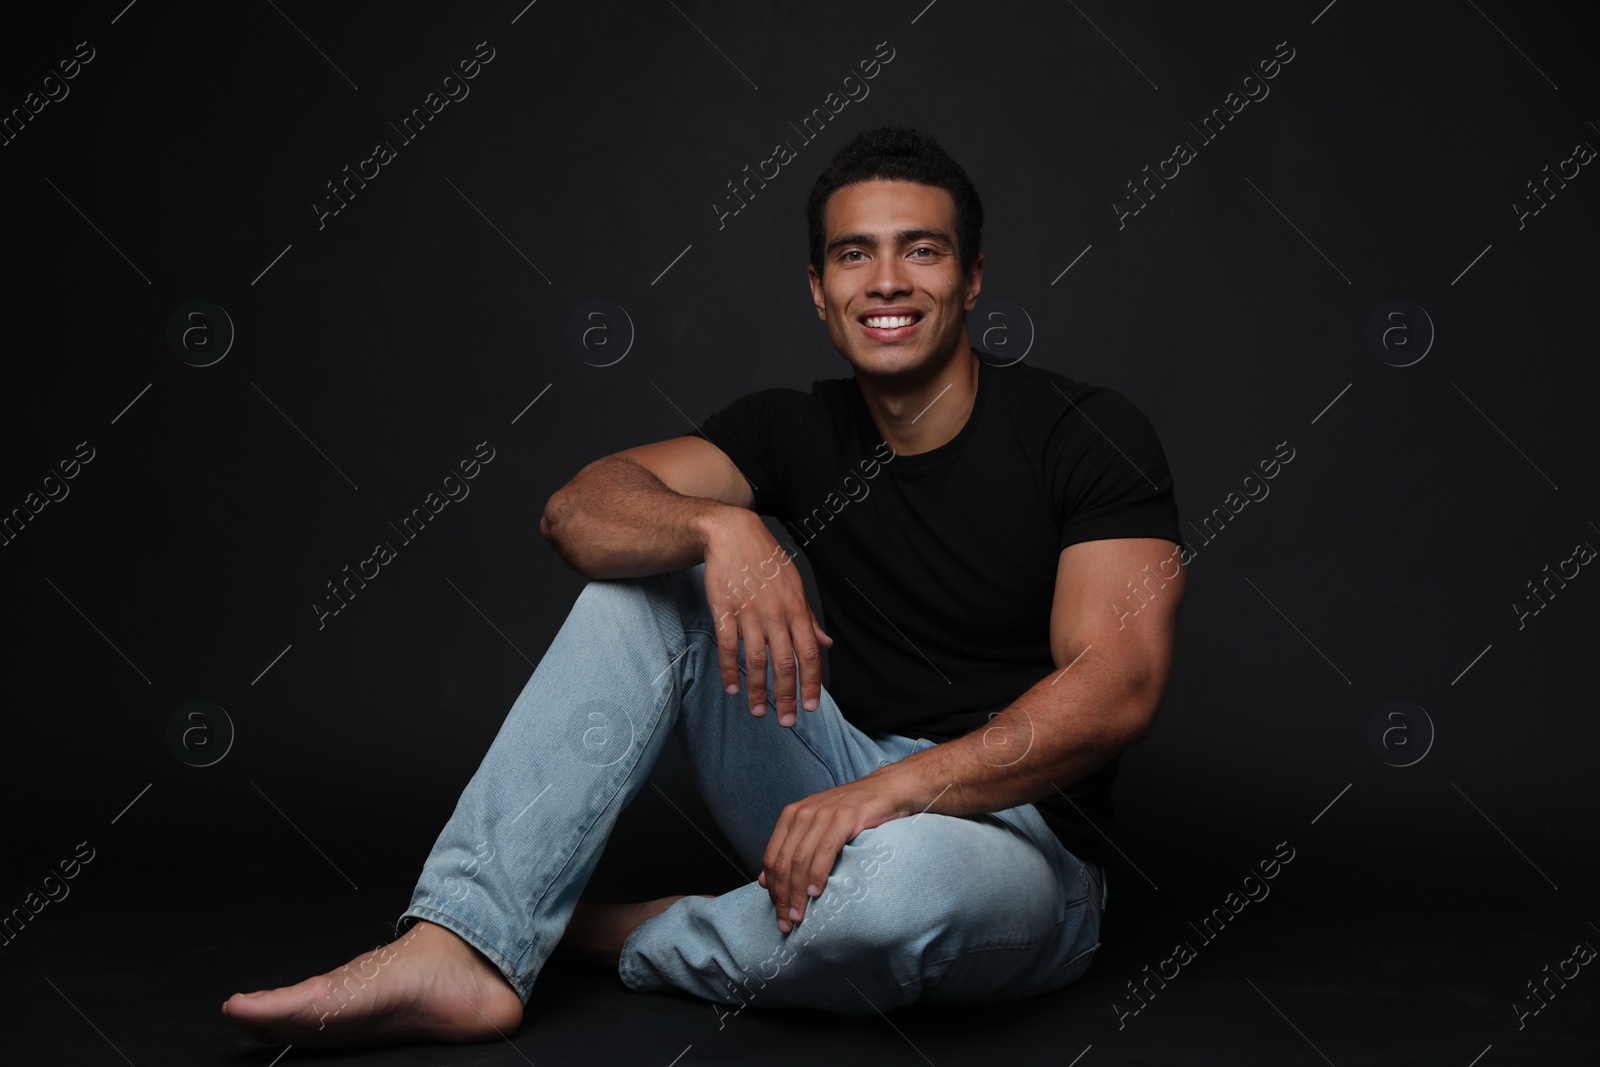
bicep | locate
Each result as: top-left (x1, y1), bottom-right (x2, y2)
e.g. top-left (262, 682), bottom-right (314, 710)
top-left (613, 435), bottom-right (756, 511)
top-left (1050, 537), bottom-right (1185, 687)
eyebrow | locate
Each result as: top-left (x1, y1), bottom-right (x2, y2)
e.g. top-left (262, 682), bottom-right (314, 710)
top-left (825, 228), bottom-right (953, 255)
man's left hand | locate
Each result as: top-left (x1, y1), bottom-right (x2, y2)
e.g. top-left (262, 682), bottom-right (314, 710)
top-left (757, 773), bottom-right (911, 933)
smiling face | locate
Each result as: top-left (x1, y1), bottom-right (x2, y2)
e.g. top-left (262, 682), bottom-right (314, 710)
top-left (807, 179), bottom-right (983, 383)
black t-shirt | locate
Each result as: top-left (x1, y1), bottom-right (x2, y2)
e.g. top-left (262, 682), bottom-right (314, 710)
top-left (696, 356), bottom-right (1181, 869)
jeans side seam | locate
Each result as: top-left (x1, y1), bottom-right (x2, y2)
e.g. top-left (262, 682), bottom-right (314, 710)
top-left (402, 904), bottom-right (530, 1001)
top-left (688, 625), bottom-right (849, 791)
top-left (512, 666), bottom-right (679, 988)
top-left (788, 726), bottom-right (846, 790)
top-left (925, 937), bottom-right (1057, 969)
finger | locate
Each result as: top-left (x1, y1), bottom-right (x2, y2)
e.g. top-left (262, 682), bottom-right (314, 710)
top-left (764, 838), bottom-right (788, 925)
top-left (813, 619), bottom-right (834, 647)
top-left (786, 821), bottom-right (841, 926)
top-left (792, 620), bottom-right (823, 713)
top-left (764, 807), bottom-right (802, 932)
top-left (712, 599), bottom-right (741, 697)
top-left (741, 620), bottom-right (770, 716)
top-left (767, 631), bottom-right (800, 726)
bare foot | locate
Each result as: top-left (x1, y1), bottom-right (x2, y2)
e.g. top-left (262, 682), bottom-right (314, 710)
top-left (221, 920), bottom-right (522, 1047)
top-left (556, 894), bottom-right (717, 970)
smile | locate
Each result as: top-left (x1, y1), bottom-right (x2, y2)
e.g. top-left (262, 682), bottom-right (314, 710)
top-left (858, 310), bottom-right (923, 341)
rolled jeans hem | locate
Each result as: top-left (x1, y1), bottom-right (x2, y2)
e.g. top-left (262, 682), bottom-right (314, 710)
top-left (398, 904), bottom-right (536, 1003)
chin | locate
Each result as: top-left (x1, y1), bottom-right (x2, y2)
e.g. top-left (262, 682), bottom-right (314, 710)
top-left (862, 340), bottom-right (948, 374)
top-left (844, 349), bottom-right (919, 377)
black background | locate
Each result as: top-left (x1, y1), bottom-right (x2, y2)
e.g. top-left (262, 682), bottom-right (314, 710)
top-left (2, 1), bottom-right (1596, 1064)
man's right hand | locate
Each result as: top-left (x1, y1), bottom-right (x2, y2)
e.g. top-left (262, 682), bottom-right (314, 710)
top-left (539, 439), bottom-right (831, 721)
top-left (700, 507), bottom-right (832, 727)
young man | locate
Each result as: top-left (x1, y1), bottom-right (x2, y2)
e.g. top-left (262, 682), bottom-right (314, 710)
top-left (222, 125), bottom-right (1185, 1047)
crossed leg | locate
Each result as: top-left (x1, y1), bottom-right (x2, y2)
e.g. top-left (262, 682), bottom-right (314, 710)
top-left (220, 565), bottom-right (1097, 1047)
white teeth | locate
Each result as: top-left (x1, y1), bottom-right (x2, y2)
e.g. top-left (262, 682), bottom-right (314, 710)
top-left (865, 315), bottom-right (915, 329)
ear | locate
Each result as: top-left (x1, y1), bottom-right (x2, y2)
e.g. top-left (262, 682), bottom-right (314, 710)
top-left (963, 252), bottom-right (984, 312)
top-left (807, 263), bottom-right (827, 319)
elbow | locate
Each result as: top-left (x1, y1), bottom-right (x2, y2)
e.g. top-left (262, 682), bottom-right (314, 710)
top-left (540, 485), bottom-right (574, 552)
top-left (1121, 708), bottom-right (1159, 748)
top-left (541, 456), bottom-right (620, 548)
top-left (1117, 673), bottom-right (1168, 747)
top-left (538, 501), bottom-right (557, 545)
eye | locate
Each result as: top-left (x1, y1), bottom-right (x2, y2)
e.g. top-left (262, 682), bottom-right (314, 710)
top-left (910, 247), bottom-right (937, 259)
top-left (841, 250), bottom-right (865, 262)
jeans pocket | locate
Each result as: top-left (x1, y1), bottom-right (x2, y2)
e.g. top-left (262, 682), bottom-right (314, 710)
top-left (1013, 938), bottom-right (1100, 999)
top-left (922, 941), bottom-right (1057, 1006)
top-left (1008, 880), bottom-right (1103, 1001)
top-left (924, 923), bottom-right (1102, 1007)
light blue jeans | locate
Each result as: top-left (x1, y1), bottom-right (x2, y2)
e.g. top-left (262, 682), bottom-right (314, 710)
top-left (399, 564), bottom-right (1106, 1015)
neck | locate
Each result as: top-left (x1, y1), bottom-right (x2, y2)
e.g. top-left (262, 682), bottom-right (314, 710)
top-left (856, 343), bottom-right (979, 457)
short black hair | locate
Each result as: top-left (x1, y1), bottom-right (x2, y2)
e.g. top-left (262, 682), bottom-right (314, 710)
top-left (806, 125), bottom-right (983, 277)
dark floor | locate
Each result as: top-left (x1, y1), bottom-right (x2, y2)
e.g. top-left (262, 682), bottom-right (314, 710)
top-left (4, 837), bottom-right (1596, 1066)
top-left (6, 729), bottom-right (1596, 1066)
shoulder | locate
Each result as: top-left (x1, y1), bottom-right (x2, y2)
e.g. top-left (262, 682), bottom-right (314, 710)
top-left (984, 360), bottom-right (1159, 435)
top-left (711, 376), bottom-right (854, 414)
top-left (702, 385), bottom-right (814, 433)
top-left (700, 378), bottom-right (863, 452)
top-left (709, 385), bottom-right (811, 411)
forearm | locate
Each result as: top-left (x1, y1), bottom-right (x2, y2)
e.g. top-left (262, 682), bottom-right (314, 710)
top-left (539, 456), bottom-right (735, 579)
top-left (865, 651), bottom-right (1160, 821)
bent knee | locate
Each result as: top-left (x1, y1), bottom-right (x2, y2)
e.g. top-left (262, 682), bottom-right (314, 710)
top-left (570, 571), bottom-right (703, 632)
top-left (806, 815), bottom-right (1061, 956)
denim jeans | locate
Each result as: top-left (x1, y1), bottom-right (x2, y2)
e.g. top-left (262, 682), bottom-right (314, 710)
top-left (399, 564), bottom-right (1106, 1015)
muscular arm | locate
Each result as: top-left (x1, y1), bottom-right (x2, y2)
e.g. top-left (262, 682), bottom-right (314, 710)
top-left (539, 454), bottom-right (722, 579)
top-left (868, 536), bottom-right (1185, 818)
top-left (539, 438), bottom-right (754, 579)
top-left (758, 536), bottom-right (1184, 932)
top-left (540, 435), bottom-right (832, 722)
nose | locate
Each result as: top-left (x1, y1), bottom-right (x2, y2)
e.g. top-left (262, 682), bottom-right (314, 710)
top-left (867, 253), bottom-right (913, 301)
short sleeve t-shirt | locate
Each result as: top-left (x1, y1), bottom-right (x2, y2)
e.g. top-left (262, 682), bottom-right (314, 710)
top-left (696, 355), bottom-right (1181, 869)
